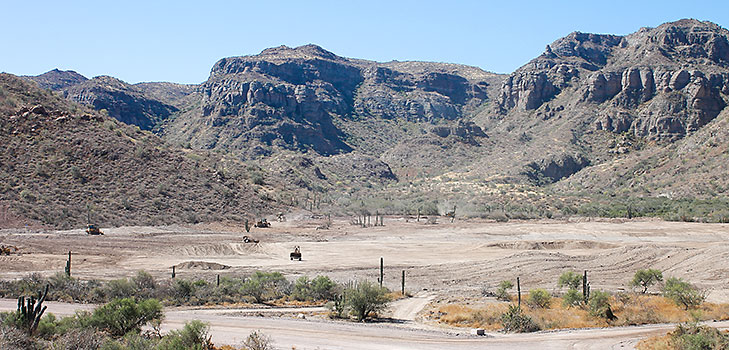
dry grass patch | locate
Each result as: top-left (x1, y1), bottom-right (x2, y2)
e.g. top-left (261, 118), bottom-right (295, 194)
top-left (436, 295), bottom-right (729, 332)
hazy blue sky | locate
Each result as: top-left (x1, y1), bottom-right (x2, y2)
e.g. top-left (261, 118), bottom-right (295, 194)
top-left (2, 1), bottom-right (728, 84)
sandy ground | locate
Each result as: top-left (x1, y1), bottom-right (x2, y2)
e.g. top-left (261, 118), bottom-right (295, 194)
top-left (3, 214), bottom-right (729, 348)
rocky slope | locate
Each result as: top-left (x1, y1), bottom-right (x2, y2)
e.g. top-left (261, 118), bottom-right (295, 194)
top-left (24, 70), bottom-right (197, 131)
top-left (0, 73), bottom-right (269, 229)
top-left (163, 44), bottom-right (503, 159)
top-left (473, 19), bottom-right (729, 186)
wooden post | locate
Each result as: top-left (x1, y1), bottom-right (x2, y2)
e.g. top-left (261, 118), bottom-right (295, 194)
top-left (172, 266), bottom-right (176, 279)
top-left (217, 274), bottom-right (220, 287)
top-left (417, 208), bottom-right (421, 222)
top-left (401, 270), bottom-right (405, 295)
top-left (380, 257), bottom-right (384, 288)
top-left (517, 277), bottom-right (521, 308)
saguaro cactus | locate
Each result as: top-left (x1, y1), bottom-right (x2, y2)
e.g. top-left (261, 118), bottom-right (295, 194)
top-left (17, 284), bottom-right (49, 335)
top-left (583, 270), bottom-right (590, 303)
top-left (65, 251), bottom-right (71, 277)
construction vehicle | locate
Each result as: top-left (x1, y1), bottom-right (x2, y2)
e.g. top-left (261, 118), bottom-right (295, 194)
top-left (254, 218), bottom-right (271, 228)
top-left (86, 224), bottom-right (104, 235)
top-left (242, 235), bottom-right (259, 244)
top-left (0, 245), bottom-right (19, 255)
top-left (290, 246), bottom-right (302, 261)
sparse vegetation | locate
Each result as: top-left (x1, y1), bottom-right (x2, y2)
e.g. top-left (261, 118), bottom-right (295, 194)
top-left (632, 269), bottom-right (663, 294)
top-left (495, 280), bottom-right (514, 302)
top-left (527, 289), bottom-right (552, 309)
top-left (343, 281), bottom-right (391, 321)
top-left (663, 277), bottom-right (706, 310)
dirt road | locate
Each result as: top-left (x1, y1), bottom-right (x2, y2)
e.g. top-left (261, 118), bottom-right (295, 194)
top-left (0, 298), bottom-right (721, 349)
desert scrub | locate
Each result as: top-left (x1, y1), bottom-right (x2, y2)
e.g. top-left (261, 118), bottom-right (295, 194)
top-left (527, 289), bottom-right (552, 308)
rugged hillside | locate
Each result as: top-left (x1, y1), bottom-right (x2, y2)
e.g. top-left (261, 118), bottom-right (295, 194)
top-left (163, 44), bottom-right (503, 159)
top-left (24, 70), bottom-right (198, 131)
top-left (0, 73), bottom-right (270, 229)
top-left (472, 19), bottom-right (729, 187)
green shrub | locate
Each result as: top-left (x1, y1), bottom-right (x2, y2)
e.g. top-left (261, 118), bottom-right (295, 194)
top-left (588, 290), bottom-right (616, 320)
top-left (527, 289), bottom-right (551, 309)
top-left (663, 277), bottom-right (705, 310)
top-left (240, 272), bottom-right (290, 303)
top-left (495, 280), bottom-right (514, 301)
top-left (671, 322), bottom-right (729, 350)
top-left (292, 276), bottom-right (337, 302)
top-left (89, 298), bottom-right (163, 337)
top-left (631, 269), bottom-right (663, 294)
top-left (158, 320), bottom-right (213, 350)
top-left (562, 289), bottom-right (583, 308)
top-left (500, 305), bottom-right (540, 333)
top-left (345, 281), bottom-right (391, 321)
top-left (558, 271), bottom-right (582, 290)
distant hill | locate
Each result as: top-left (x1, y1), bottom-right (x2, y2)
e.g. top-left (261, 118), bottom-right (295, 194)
top-left (0, 73), bottom-right (270, 229)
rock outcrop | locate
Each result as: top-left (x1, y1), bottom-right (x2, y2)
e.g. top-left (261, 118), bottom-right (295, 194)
top-left (491, 19), bottom-right (729, 141)
top-left (166, 44), bottom-right (503, 158)
top-left (61, 76), bottom-right (181, 130)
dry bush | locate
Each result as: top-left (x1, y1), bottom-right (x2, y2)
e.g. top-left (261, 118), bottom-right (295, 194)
top-left (436, 295), bottom-right (729, 332)
top-left (636, 334), bottom-right (673, 350)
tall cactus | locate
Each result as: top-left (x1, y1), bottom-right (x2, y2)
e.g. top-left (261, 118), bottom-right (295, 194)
top-left (17, 284), bottom-right (49, 335)
top-left (583, 270), bottom-right (590, 303)
top-left (65, 251), bottom-right (71, 277)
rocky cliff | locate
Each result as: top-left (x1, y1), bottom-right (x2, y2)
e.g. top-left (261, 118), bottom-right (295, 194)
top-left (164, 44), bottom-right (502, 159)
top-left (24, 71), bottom-right (197, 131)
top-left (476, 19), bottom-right (729, 184)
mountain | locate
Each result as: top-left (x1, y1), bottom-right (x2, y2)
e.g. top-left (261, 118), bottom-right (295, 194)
top-left (24, 71), bottom-right (198, 131)
top-left (24, 69), bottom-right (88, 90)
top-left (13, 19), bottom-right (729, 224)
top-left (162, 44), bottom-right (503, 159)
top-left (469, 19), bottom-right (729, 188)
top-left (0, 73), bottom-right (269, 229)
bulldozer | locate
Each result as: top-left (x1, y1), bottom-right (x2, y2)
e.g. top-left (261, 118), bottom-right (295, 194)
top-left (86, 224), bottom-right (104, 235)
top-left (254, 218), bottom-right (271, 228)
top-left (290, 246), bottom-right (302, 261)
top-left (0, 244), bottom-right (19, 255)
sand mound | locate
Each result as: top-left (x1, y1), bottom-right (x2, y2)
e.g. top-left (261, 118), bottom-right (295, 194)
top-left (488, 240), bottom-right (617, 250)
top-left (175, 261), bottom-right (231, 270)
top-left (176, 243), bottom-right (267, 256)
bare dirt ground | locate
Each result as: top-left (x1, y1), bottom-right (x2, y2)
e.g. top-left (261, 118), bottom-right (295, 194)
top-left (3, 213), bottom-right (729, 348)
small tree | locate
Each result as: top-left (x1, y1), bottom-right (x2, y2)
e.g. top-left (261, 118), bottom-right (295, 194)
top-left (663, 277), bottom-right (705, 310)
top-left (345, 281), bottom-right (390, 321)
top-left (631, 269), bottom-right (663, 294)
top-left (495, 280), bottom-right (514, 301)
top-left (527, 289), bottom-right (551, 308)
top-left (558, 271), bottom-right (582, 290)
